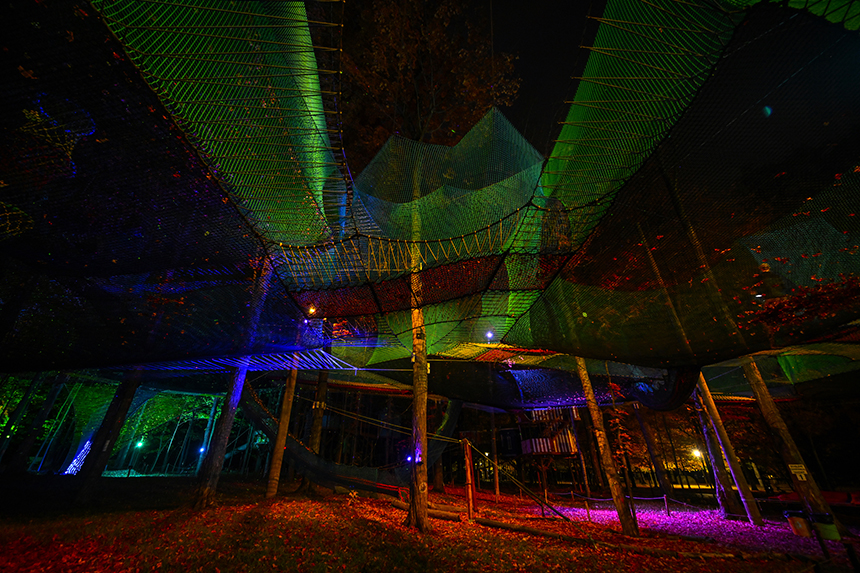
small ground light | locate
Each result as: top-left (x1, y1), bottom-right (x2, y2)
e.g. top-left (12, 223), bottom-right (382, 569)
top-left (136, 441), bottom-right (144, 448)
top-left (693, 449), bottom-right (702, 457)
top-left (486, 331), bottom-right (493, 340)
top-left (407, 456), bottom-right (412, 462)
top-left (199, 447), bottom-right (205, 453)
top-left (308, 305), bottom-right (316, 315)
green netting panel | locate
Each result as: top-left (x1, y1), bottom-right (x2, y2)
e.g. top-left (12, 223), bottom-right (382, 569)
top-left (355, 109), bottom-right (541, 215)
top-left (505, 4), bottom-right (860, 367)
top-left (777, 353), bottom-right (856, 384)
top-left (740, 183), bottom-right (860, 291)
top-left (721, 0), bottom-right (860, 29)
top-left (92, 0), bottom-right (341, 245)
top-left (540, 0), bottom-right (740, 250)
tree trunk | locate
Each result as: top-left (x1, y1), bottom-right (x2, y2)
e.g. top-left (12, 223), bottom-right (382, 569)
top-left (196, 396), bottom-right (219, 475)
top-left (491, 411), bottom-right (499, 502)
top-left (432, 457), bottom-right (446, 493)
top-left (194, 258), bottom-right (271, 507)
top-left (662, 412), bottom-right (684, 490)
top-left (405, 301), bottom-right (430, 532)
top-left (162, 414), bottom-right (182, 474)
top-left (575, 356), bottom-right (638, 536)
top-left (5, 376), bottom-right (67, 473)
top-left (0, 374), bottom-right (44, 464)
top-left (632, 403), bottom-right (674, 497)
top-left (76, 369), bottom-right (143, 503)
top-left (266, 369), bottom-right (297, 498)
top-left (743, 357), bottom-right (843, 533)
top-left (308, 371), bottom-right (329, 455)
top-left (697, 373), bottom-right (762, 525)
top-left (695, 390), bottom-right (744, 519)
top-left (569, 412), bottom-right (592, 520)
top-left (584, 409), bottom-right (606, 489)
top-left (34, 382), bottom-right (79, 473)
top-left (117, 398), bottom-right (147, 470)
top-left (194, 367), bottom-right (248, 508)
top-left (463, 439), bottom-right (475, 520)
top-left (294, 369), bottom-right (329, 495)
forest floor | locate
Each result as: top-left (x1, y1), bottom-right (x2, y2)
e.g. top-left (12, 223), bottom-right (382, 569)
top-left (0, 474), bottom-right (857, 572)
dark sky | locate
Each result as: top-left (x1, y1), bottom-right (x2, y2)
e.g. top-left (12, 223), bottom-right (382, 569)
top-left (491, 0), bottom-right (606, 155)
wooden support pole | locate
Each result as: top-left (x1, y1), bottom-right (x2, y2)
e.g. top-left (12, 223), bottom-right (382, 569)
top-left (743, 357), bottom-right (844, 533)
top-left (632, 402), bottom-right (674, 498)
top-left (308, 370), bottom-right (329, 456)
top-left (569, 413), bottom-right (592, 521)
top-left (491, 411), bottom-right (500, 503)
top-left (405, 153), bottom-right (430, 534)
top-left (77, 369), bottom-right (143, 504)
top-left (698, 372), bottom-right (763, 525)
top-left (405, 301), bottom-right (430, 532)
top-left (196, 397), bottom-right (219, 476)
top-left (576, 356), bottom-right (638, 536)
top-left (694, 389), bottom-right (745, 520)
top-left (463, 439), bottom-right (475, 521)
top-left (266, 369), bottom-right (297, 498)
top-left (6, 375), bottom-right (67, 473)
top-left (0, 374), bottom-right (45, 464)
top-left (194, 366), bottom-right (248, 508)
top-left (194, 257), bottom-right (272, 508)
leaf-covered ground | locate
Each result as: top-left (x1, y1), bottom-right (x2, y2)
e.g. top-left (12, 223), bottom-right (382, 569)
top-left (0, 477), bottom-right (855, 572)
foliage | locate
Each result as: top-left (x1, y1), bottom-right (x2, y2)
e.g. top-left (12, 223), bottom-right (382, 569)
top-left (749, 274), bottom-right (860, 330)
top-left (0, 482), bottom-right (820, 573)
top-left (718, 402), bottom-right (786, 481)
top-left (114, 393), bottom-right (215, 452)
top-left (340, 0), bottom-right (520, 173)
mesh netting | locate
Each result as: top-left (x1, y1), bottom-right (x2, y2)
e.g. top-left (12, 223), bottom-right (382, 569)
top-left (2, 0), bottom-right (860, 411)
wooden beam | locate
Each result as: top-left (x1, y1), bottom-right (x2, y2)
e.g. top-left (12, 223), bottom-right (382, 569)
top-left (697, 373), bottom-right (762, 525)
top-left (742, 358), bottom-right (843, 533)
top-left (576, 356), bottom-right (638, 536)
top-left (266, 369), bottom-right (297, 498)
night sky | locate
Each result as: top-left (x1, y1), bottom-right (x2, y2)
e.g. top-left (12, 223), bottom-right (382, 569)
top-left (491, 0), bottom-right (606, 155)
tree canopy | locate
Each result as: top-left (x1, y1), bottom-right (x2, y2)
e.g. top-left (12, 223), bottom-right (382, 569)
top-left (340, 0), bottom-right (520, 175)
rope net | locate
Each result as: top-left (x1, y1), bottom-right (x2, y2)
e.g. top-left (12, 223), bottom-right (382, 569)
top-left (1, 0), bottom-right (860, 410)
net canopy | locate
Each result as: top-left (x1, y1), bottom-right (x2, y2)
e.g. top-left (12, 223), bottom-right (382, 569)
top-left (1, 0), bottom-right (860, 409)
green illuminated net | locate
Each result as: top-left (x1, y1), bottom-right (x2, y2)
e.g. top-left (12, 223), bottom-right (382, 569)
top-left (2, 0), bottom-right (860, 406)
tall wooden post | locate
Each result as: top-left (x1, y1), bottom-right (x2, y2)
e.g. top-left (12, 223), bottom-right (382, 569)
top-left (6, 375), bottom-right (67, 473)
top-left (308, 370), bottom-right (329, 455)
top-left (196, 396), bottom-right (219, 476)
top-left (406, 309), bottom-right (430, 532)
top-left (743, 357), bottom-right (843, 532)
top-left (697, 373), bottom-right (763, 525)
top-left (575, 357), bottom-right (638, 536)
top-left (404, 150), bottom-right (430, 533)
top-left (76, 369), bottom-right (143, 503)
top-left (463, 439), bottom-right (475, 520)
top-left (569, 411), bottom-right (592, 521)
top-left (194, 258), bottom-right (272, 508)
top-left (491, 411), bottom-right (500, 502)
top-left (266, 369), bottom-right (297, 498)
top-left (0, 374), bottom-right (45, 464)
top-left (194, 367), bottom-right (248, 507)
top-left (695, 390), bottom-right (745, 520)
top-left (632, 402), bottom-right (673, 498)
